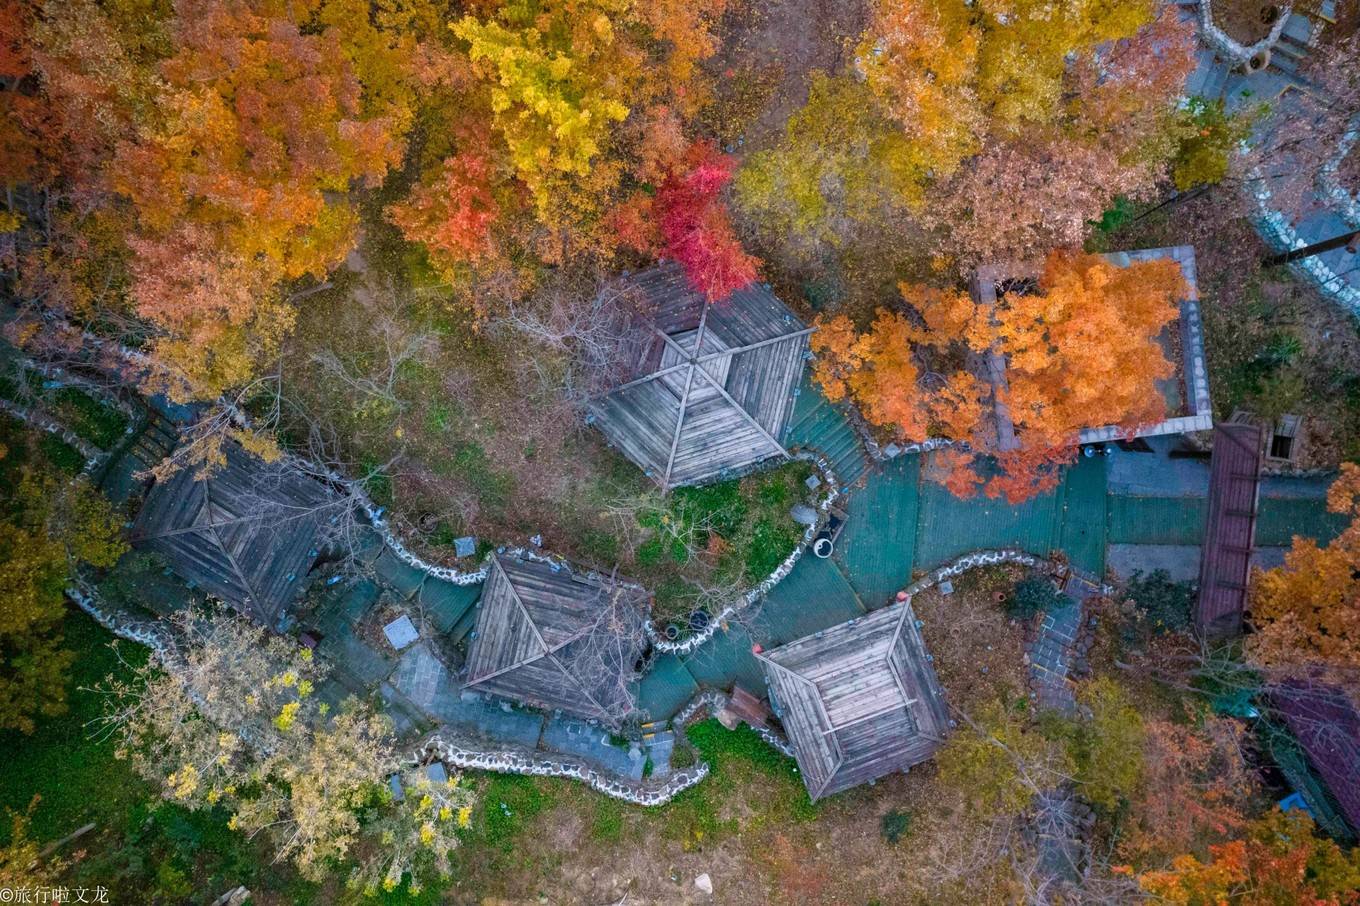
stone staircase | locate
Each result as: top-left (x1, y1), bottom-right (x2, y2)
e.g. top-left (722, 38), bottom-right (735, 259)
top-left (784, 375), bottom-right (871, 487)
top-left (97, 408), bottom-right (179, 503)
top-left (1178, 0), bottom-right (1332, 104)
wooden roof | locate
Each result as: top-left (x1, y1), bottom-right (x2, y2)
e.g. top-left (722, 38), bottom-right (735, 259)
top-left (130, 441), bottom-right (338, 628)
top-left (758, 600), bottom-right (951, 801)
top-left (1272, 681), bottom-right (1360, 836)
top-left (1196, 422), bottom-right (1263, 637)
top-left (464, 553), bottom-right (648, 725)
top-left (587, 262), bottom-right (811, 489)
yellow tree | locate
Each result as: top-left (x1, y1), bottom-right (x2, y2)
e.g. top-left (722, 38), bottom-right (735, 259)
top-left (1248, 463), bottom-right (1360, 673)
top-left (0, 462), bottom-right (126, 733)
top-left (451, 2), bottom-right (634, 224)
top-left (741, 0), bottom-right (1193, 265)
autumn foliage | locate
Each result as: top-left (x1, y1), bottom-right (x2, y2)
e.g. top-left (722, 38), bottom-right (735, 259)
top-left (1132, 809), bottom-right (1360, 906)
top-left (739, 0), bottom-right (1196, 267)
top-left (654, 142), bottom-right (759, 301)
top-left (1248, 463), bottom-right (1360, 675)
top-left (811, 251), bottom-right (1185, 501)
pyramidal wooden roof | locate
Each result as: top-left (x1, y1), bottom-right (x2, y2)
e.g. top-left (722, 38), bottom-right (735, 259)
top-left (758, 600), bottom-right (951, 801)
top-left (464, 553), bottom-right (648, 725)
top-left (587, 262), bottom-right (811, 489)
top-left (131, 441), bottom-right (338, 628)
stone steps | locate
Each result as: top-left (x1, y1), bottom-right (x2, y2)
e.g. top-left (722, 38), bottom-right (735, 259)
top-left (785, 386), bottom-right (871, 486)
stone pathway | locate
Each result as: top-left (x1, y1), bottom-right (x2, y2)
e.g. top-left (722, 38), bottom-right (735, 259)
top-left (1028, 598), bottom-right (1084, 716)
top-left (1180, 0), bottom-right (1360, 315)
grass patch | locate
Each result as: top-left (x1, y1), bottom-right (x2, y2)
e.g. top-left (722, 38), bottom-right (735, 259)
top-left (641, 461), bottom-right (814, 624)
top-left (39, 434), bottom-right (85, 474)
top-left (686, 719), bottom-right (817, 822)
top-left (465, 773), bottom-right (555, 852)
top-left (588, 795), bottom-right (625, 843)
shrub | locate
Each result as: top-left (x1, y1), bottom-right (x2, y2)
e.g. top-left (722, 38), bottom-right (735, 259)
top-left (1007, 577), bottom-right (1064, 620)
top-left (1125, 569), bottom-right (1194, 635)
top-left (881, 809), bottom-right (912, 844)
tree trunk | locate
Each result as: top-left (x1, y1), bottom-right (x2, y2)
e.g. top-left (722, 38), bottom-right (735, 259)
top-left (1263, 228), bottom-right (1360, 267)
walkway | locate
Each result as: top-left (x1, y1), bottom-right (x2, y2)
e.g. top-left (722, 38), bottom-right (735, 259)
top-left (70, 381), bottom-right (1345, 792)
top-left (1180, 0), bottom-right (1360, 314)
top-left (638, 436), bottom-right (1341, 722)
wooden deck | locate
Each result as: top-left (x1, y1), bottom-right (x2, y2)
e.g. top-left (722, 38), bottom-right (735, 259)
top-left (1195, 422), bottom-right (1263, 637)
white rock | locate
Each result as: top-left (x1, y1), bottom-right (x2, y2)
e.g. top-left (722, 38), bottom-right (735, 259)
top-left (695, 873), bottom-right (713, 896)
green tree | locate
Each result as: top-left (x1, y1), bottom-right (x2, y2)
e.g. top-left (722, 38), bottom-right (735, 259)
top-left (1072, 677), bottom-right (1144, 811)
top-left (938, 700), bottom-right (1075, 815)
top-left (1170, 98), bottom-right (1253, 191)
top-left (0, 449), bottom-right (126, 733)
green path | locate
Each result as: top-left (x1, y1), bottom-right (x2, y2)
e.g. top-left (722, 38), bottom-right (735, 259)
top-left (1108, 495), bottom-right (1345, 548)
top-left (1056, 457), bottom-right (1109, 575)
top-left (834, 454), bottom-right (920, 608)
top-left (1257, 497), bottom-right (1348, 547)
top-left (914, 464), bottom-right (1063, 569)
top-left (749, 554), bottom-right (866, 645)
top-left (1108, 496), bottom-right (1206, 545)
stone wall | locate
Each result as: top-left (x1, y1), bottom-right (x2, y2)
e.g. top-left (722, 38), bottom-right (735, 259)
top-left (1198, 0), bottom-right (1294, 67)
top-left (416, 734), bottom-right (710, 807)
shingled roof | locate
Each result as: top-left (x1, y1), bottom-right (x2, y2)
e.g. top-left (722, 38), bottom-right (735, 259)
top-left (1196, 422), bottom-right (1263, 638)
top-left (130, 442), bottom-right (339, 628)
top-left (587, 261), bottom-right (811, 489)
top-left (1273, 681), bottom-right (1360, 837)
top-left (757, 600), bottom-right (951, 801)
top-left (464, 553), bottom-right (648, 726)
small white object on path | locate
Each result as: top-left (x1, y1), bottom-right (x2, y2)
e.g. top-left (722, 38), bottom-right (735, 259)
top-left (694, 874), bottom-right (713, 896)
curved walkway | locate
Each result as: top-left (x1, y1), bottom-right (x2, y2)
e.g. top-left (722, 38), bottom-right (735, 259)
top-left (69, 380), bottom-right (1345, 803)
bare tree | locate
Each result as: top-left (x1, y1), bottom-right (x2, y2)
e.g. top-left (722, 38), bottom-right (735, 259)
top-left (495, 276), bottom-right (650, 403)
top-left (557, 571), bottom-right (651, 726)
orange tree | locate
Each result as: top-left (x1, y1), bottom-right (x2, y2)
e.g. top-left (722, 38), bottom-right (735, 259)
top-left (738, 0), bottom-right (1196, 267)
top-left (809, 250), bottom-right (1185, 501)
top-left (1248, 463), bottom-right (1360, 675)
top-left (10, 0), bottom-right (448, 398)
top-left (1131, 809), bottom-right (1360, 905)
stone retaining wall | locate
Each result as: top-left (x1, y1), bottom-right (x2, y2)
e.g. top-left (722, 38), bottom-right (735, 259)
top-left (1, 398), bottom-right (106, 473)
top-left (416, 734), bottom-right (710, 807)
top-left (1198, 0), bottom-right (1294, 67)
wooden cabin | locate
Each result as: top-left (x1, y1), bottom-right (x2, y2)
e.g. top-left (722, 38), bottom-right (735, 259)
top-left (757, 600), bottom-right (951, 801)
top-left (463, 553), bottom-right (648, 726)
top-left (587, 261), bottom-right (811, 489)
top-left (130, 441), bottom-right (340, 629)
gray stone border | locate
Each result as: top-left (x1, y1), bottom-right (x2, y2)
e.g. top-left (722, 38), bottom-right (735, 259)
top-left (0, 397), bottom-right (108, 473)
top-left (644, 451), bottom-right (840, 656)
top-left (1198, 0), bottom-right (1294, 69)
top-left (416, 733), bottom-right (710, 807)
